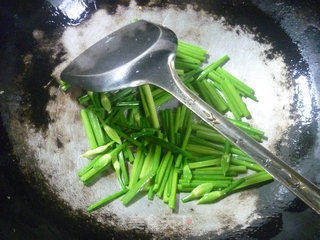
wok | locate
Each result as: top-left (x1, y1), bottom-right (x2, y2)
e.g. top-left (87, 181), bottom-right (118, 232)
top-left (0, 0), bottom-right (320, 239)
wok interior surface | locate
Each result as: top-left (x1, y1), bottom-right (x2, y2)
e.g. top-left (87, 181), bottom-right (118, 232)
top-left (0, 0), bottom-right (320, 239)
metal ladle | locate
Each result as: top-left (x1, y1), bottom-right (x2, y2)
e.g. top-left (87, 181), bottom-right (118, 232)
top-left (61, 20), bottom-right (320, 214)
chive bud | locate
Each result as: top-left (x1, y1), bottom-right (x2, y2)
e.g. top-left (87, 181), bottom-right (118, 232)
top-left (81, 141), bottom-right (115, 159)
top-left (181, 182), bottom-right (214, 203)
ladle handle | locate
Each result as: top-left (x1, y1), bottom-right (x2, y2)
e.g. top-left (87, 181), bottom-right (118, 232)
top-left (160, 62), bottom-right (320, 214)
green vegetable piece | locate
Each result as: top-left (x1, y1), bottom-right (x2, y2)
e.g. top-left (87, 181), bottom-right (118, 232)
top-left (144, 136), bottom-right (192, 158)
top-left (154, 151), bottom-right (172, 191)
top-left (100, 93), bottom-right (112, 113)
top-left (216, 67), bottom-right (255, 95)
top-left (175, 61), bottom-right (199, 70)
top-left (154, 92), bottom-right (173, 107)
top-left (103, 125), bottom-right (121, 144)
top-left (197, 191), bottom-right (222, 204)
top-left (191, 122), bottom-right (217, 132)
top-left (180, 180), bottom-right (231, 189)
top-left (139, 86), bottom-right (150, 119)
top-left (233, 172), bottom-right (273, 191)
top-left (87, 109), bottom-right (105, 146)
top-left (174, 106), bottom-right (181, 132)
top-left (223, 76), bottom-right (251, 118)
top-left (128, 148), bottom-right (144, 189)
top-left (228, 118), bottom-right (264, 136)
top-left (121, 171), bottom-right (156, 205)
top-left (78, 94), bottom-right (90, 105)
top-left (230, 155), bottom-right (264, 172)
top-left (142, 84), bottom-right (160, 129)
top-left (182, 164), bottom-right (192, 184)
top-left (178, 41), bottom-right (207, 54)
top-left (139, 147), bottom-right (154, 179)
top-left (221, 154), bottom-right (231, 176)
top-left (175, 112), bottom-right (192, 168)
top-left (177, 184), bottom-right (193, 192)
top-left (151, 144), bottom-right (162, 173)
top-left (189, 158), bottom-right (221, 169)
top-left (194, 165), bottom-right (247, 173)
top-left (118, 150), bottom-right (129, 186)
top-left (156, 160), bottom-right (173, 198)
top-left (87, 91), bottom-right (101, 108)
top-left (132, 108), bottom-right (141, 127)
top-left (220, 82), bottom-right (242, 120)
top-left (80, 144), bottom-right (127, 185)
top-left (60, 80), bottom-right (71, 91)
top-left (197, 55), bottom-right (229, 81)
top-left (111, 88), bottom-right (134, 103)
top-left (112, 158), bottom-right (125, 189)
top-left (78, 153), bottom-right (103, 178)
top-left (110, 124), bottom-right (142, 147)
top-left (181, 182), bottom-right (214, 203)
top-left (192, 174), bottom-right (233, 181)
top-left (176, 47), bottom-right (206, 61)
top-left (176, 55), bottom-right (201, 64)
top-left (186, 144), bottom-right (224, 156)
top-left (168, 110), bottom-right (175, 143)
top-left (125, 148), bottom-right (135, 163)
top-left (188, 135), bottom-right (225, 152)
top-left (196, 130), bottom-right (226, 143)
top-left (148, 184), bottom-right (155, 200)
top-left (168, 169), bottom-right (178, 209)
top-left (163, 166), bottom-right (174, 201)
top-left (203, 80), bottom-right (228, 113)
top-left (197, 178), bottom-right (245, 204)
top-left (88, 188), bottom-right (128, 211)
top-left (80, 109), bottom-right (98, 149)
top-left (81, 141), bottom-right (115, 159)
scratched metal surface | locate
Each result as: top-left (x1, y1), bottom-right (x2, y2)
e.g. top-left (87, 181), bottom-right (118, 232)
top-left (0, 0), bottom-right (320, 239)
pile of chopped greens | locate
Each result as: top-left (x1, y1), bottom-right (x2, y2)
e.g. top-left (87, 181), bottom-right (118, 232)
top-left (61, 40), bottom-right (273, 212)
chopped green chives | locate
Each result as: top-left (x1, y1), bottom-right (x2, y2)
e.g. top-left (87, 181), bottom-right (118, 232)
top-left (139, 147), bottom-right (154, 179)
top-left (196, 130), bottom-right (226, 143)
top-left (168, 109), bottom-right (175, 143)
top-left (100, 93), bottom-right (112, 113)
top-left (197, 55), bottom-right (229, 81)
top-left (103, 125), bottom-right (121, 144)
top-left (87, 109), bottom-right (106, 146)
top-left (88, 188), bottom-right (128, 211)
top-left (82, 141), bottom-right (115, 159)
top-left (118, 150), bottom-right (129, 186)
top-left (222, 76), bottom-right (251, 118)
top-left (168, 169), bottom-right (178, 209)
top-left (80, 109), bottom-right (98, 149)
top-left (203, 80), bottom-right (228, 113)
top-left (141, 84), bottom-right (160, 129)
top-left (128, 148), bottom-right (143, 189)
top-left (154, 151), bottom-right (172, 191)
top-left (78, 94), bottom-right (90, 105)
top-left (156, 159), bottom-right (173, 198)
top-left (230, 156), bottom-right (264, 172)
top-left (121, 171), bottom-right (156, 205)
top-left (189, 159), bottom-right (221, 169)
top-left (75, 39), bottom-right (268, 211)
top-left (233, 172), bottom-right (273, 191)
top-left (216, 67), bottom-right (255, 95)
top-left (178, 41), bottom-right (206, 54)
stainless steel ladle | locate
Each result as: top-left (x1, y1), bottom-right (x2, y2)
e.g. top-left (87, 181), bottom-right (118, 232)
top-left (61, 20), bottom-right (320, 214)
